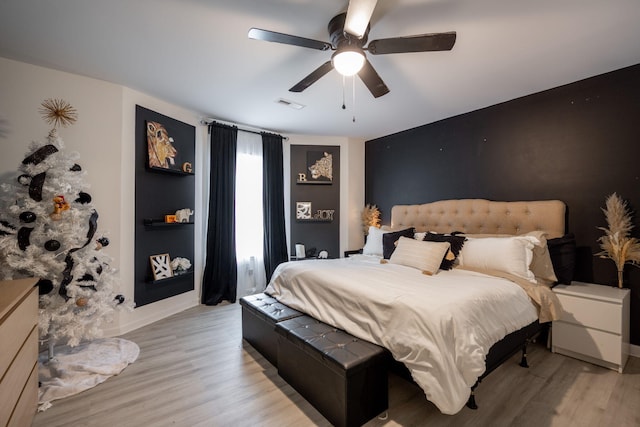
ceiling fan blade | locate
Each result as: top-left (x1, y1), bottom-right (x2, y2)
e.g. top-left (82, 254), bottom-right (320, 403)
top-left (368, 32), bottom-right (456, 54)
top-left (358, 59), bottom-right (389, 98)
top-left (345, 0), bottom-right (378, 39)
top-left (289, 61), bottom-right (334, 92)
top-left (248, 28), bottom-right (331, 51)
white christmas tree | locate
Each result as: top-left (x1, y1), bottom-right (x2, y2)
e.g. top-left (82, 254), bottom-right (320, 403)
top-left (0, 99), bottom-right (133, 349)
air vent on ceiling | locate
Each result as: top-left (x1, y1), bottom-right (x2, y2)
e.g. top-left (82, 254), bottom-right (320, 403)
top-left (276, 98), bottom-right (305, 110)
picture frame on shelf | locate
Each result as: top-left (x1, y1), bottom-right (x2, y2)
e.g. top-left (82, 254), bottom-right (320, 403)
top-left (296, 201), bottom-right (312, 219)
top-left (150, 253), bottom-right (173, 280)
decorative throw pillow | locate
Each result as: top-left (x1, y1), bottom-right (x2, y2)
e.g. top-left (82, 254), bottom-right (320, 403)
top-left (388, 237), bottom-right (451, 275)
top-left (457, 236), bottom-right (538, 282)
top-left (547, 233), bottom-right (576, 285)
top-left (524, 231), bottom-right (558, 285)
top-left (423, 232), bottom-right (467, 270)
top-left (382, 227), bottom-right (415, 259)
top-left (362, 226), bottom-right (385, 256)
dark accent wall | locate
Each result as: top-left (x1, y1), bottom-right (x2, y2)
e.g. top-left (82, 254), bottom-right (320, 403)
top-left (134, 105), bottom-right (195, 307)
top-left (290, 145), bottom-right (340, 259)
top-left (365, 64), bottom-right (640, 344)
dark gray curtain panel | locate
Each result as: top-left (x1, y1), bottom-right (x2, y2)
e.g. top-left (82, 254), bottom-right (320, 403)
top-left (202, 123), bottom-right (238, 305)
top-left (261, 132), bottom-right (288, 282)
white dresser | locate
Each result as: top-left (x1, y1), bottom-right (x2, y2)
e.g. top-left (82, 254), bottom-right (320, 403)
top-left (552, 281), bottom-right (630, 373)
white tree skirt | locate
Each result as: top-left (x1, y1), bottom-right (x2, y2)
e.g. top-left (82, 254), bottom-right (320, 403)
top-left (38, 337), bottom-right (139, 411)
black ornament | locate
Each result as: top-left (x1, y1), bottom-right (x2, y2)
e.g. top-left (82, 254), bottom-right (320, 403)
top-left (37, 278), bottom-right (54, 295)
top-left (19, 211), bottom-right (36, 223)
top-left (114, 294), bottom-right (125, 304)
top-left (79, 273), bottom-right (94, 281)
top-left (28, 172), bottom-right (46, 202)
top-left (97, 237), bottom-right (109, 247)
top-left (17, 227), bottom-right (33, 250)
top-left (75, 192), bottom-right (92, 204)
top-left (17, 174), bottom-right (31, 185)
top-left (70, 163), bottom-right (82, 171)
top-left (22, 144), bottom-right (58, 165)
top-left (44, 239), bottom-right (61, 251)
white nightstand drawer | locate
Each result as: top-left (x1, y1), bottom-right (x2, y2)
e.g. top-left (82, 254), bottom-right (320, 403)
top-left (553, 321), bottom-right (624, 365)
top-left (557, 293), bottom-right (622, 333)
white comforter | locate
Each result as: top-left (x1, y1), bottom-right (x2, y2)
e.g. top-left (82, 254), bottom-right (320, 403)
top-left (265, 256), bottom-right (539, 414)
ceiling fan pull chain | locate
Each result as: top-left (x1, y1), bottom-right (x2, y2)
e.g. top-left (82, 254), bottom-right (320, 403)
top-left (342, 75), bottom-right (346, 109)
top-left (352, 75), bottom-right (356, 123)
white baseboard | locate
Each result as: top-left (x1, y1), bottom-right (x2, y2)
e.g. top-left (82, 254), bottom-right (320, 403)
top-left (630, 343), bottom-right (640, 358)
top-left (102, 292), bottom-right (199, 337)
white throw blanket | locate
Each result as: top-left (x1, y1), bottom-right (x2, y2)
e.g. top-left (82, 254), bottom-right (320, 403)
top-left (38, 337), bottom-right (139, 411)
top-left (265, 257), bottom-right (538, 414)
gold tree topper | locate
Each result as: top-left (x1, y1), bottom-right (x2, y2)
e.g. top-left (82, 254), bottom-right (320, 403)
top-left (39, 98), bottom-right (78, 129)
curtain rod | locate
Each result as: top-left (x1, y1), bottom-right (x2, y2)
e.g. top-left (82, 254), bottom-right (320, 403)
top-left (200, 119), bottom-right (289, 141)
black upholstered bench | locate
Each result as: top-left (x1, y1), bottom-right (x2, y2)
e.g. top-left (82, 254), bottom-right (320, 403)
top-left (276, 316), bottom-right (389, 427)
top-left (239, 293), bottom-right (303, 367)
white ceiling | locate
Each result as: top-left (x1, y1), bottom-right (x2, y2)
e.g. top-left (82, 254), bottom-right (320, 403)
top-left (1, 0), bottom-right (639, 140)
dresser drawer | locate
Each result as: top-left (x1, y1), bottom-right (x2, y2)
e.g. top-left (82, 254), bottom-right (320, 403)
top-left (8, 362), bottom-right (38, 427)
top-left (553, 321), bottom-right (624, 365)
top-left (0, 288), bottom-right (38, 380)
top-left (0, 326), bottom-right (38, 427)
top-left (556, 293), bottom-right (622, 333)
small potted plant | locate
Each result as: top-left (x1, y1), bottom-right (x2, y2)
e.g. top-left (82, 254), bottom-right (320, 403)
top-left (596, 193), bottom-right (640, 288)
top-left (170, 257), bottom-right (192, 275)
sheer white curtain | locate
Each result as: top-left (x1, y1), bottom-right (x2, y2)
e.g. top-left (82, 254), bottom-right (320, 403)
top-left (235, 131), bottom-right (266, 297)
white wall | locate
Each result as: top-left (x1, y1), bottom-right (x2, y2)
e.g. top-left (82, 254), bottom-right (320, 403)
top-left (284, 135), bottom-right (365, 256)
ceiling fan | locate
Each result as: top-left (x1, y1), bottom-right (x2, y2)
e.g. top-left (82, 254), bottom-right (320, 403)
top-left (248, 0), bottom-right (456, 98)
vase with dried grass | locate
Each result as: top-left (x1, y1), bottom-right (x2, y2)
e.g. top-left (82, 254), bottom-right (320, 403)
top-left (361, 204), bottom-right (381, 235)
top-left (596, 193), bottom-right (640, 288)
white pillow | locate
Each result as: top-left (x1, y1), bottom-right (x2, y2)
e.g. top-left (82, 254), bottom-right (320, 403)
top-left (458, 236), bottom-right (538, 282)
top-left (362, 226), bottom-right (385, 256)
top-left (388, 237), bottom-right (450, 275)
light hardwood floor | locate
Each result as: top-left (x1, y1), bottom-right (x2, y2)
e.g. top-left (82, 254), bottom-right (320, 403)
top-left (33, 303), bottom-right (640, 427)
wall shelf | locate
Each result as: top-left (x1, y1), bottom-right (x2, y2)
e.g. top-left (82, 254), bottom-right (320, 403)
top-left (147, 166), bottom-right (194, 176)
top-left (148, 270), bottom-right (194, 285)
top-left (143, 219), bottom-right (194, 226)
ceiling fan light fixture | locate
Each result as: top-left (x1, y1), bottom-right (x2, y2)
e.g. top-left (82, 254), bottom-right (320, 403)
top-left (332, 48), bottom-right (365, 76)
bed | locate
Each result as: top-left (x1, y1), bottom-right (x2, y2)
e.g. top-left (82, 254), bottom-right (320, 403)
top-left (265, 199), bottom-right (566, 415)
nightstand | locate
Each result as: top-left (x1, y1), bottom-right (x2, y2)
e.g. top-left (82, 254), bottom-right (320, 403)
top-left (552, 281), bottom-right (630, 373)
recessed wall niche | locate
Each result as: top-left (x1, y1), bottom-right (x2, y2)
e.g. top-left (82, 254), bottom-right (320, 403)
top-left (290, 145), bottom-right (340, 259)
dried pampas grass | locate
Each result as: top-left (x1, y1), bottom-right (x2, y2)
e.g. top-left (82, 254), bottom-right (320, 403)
top-left (597, 193), bottom-right (640, 288)
top-left (361, 204), bottom-right (381, 235)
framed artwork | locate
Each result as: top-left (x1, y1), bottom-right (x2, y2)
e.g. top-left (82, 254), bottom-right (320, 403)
top-left (150, 253), bottom-right (173, 280)
top-left (296, 151), bottom-right (333, 184)
top-left (137, 106), bottom-right (195, 174)
top-left (296, 202), bottom-right (312, 219)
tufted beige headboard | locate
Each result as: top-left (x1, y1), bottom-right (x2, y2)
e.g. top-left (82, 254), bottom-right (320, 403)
top-left (391, 199), bottom-right (566, 239)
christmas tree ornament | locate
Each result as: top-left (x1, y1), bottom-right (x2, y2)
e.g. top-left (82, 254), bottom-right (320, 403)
top-left (19, 211), bottom-right (36, 223)
top-left (22, 144), bottom-right (59, 165)
top-left (115, 294), bottom-right (125, 305)
top-left (17, 227), bottom-right (33, 250)
top-left (50, 195), bottom-right (70, 220)
top-left (29, 172), bottom-right (46, 201)
top-left (70, 163), bottom-right (82, 171)
top-left (44, 239), bottom-right (61, 251)
top-left (17, 174), bottom-right (31, 185)
top-left (37, 279), bottom-right (54, 295)
top-left (75, 192), bottom-right (92, 204)
top-left (76, 297), bottom-right (88, 307)
top-left (96, 237), bottom-right (110, 249)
